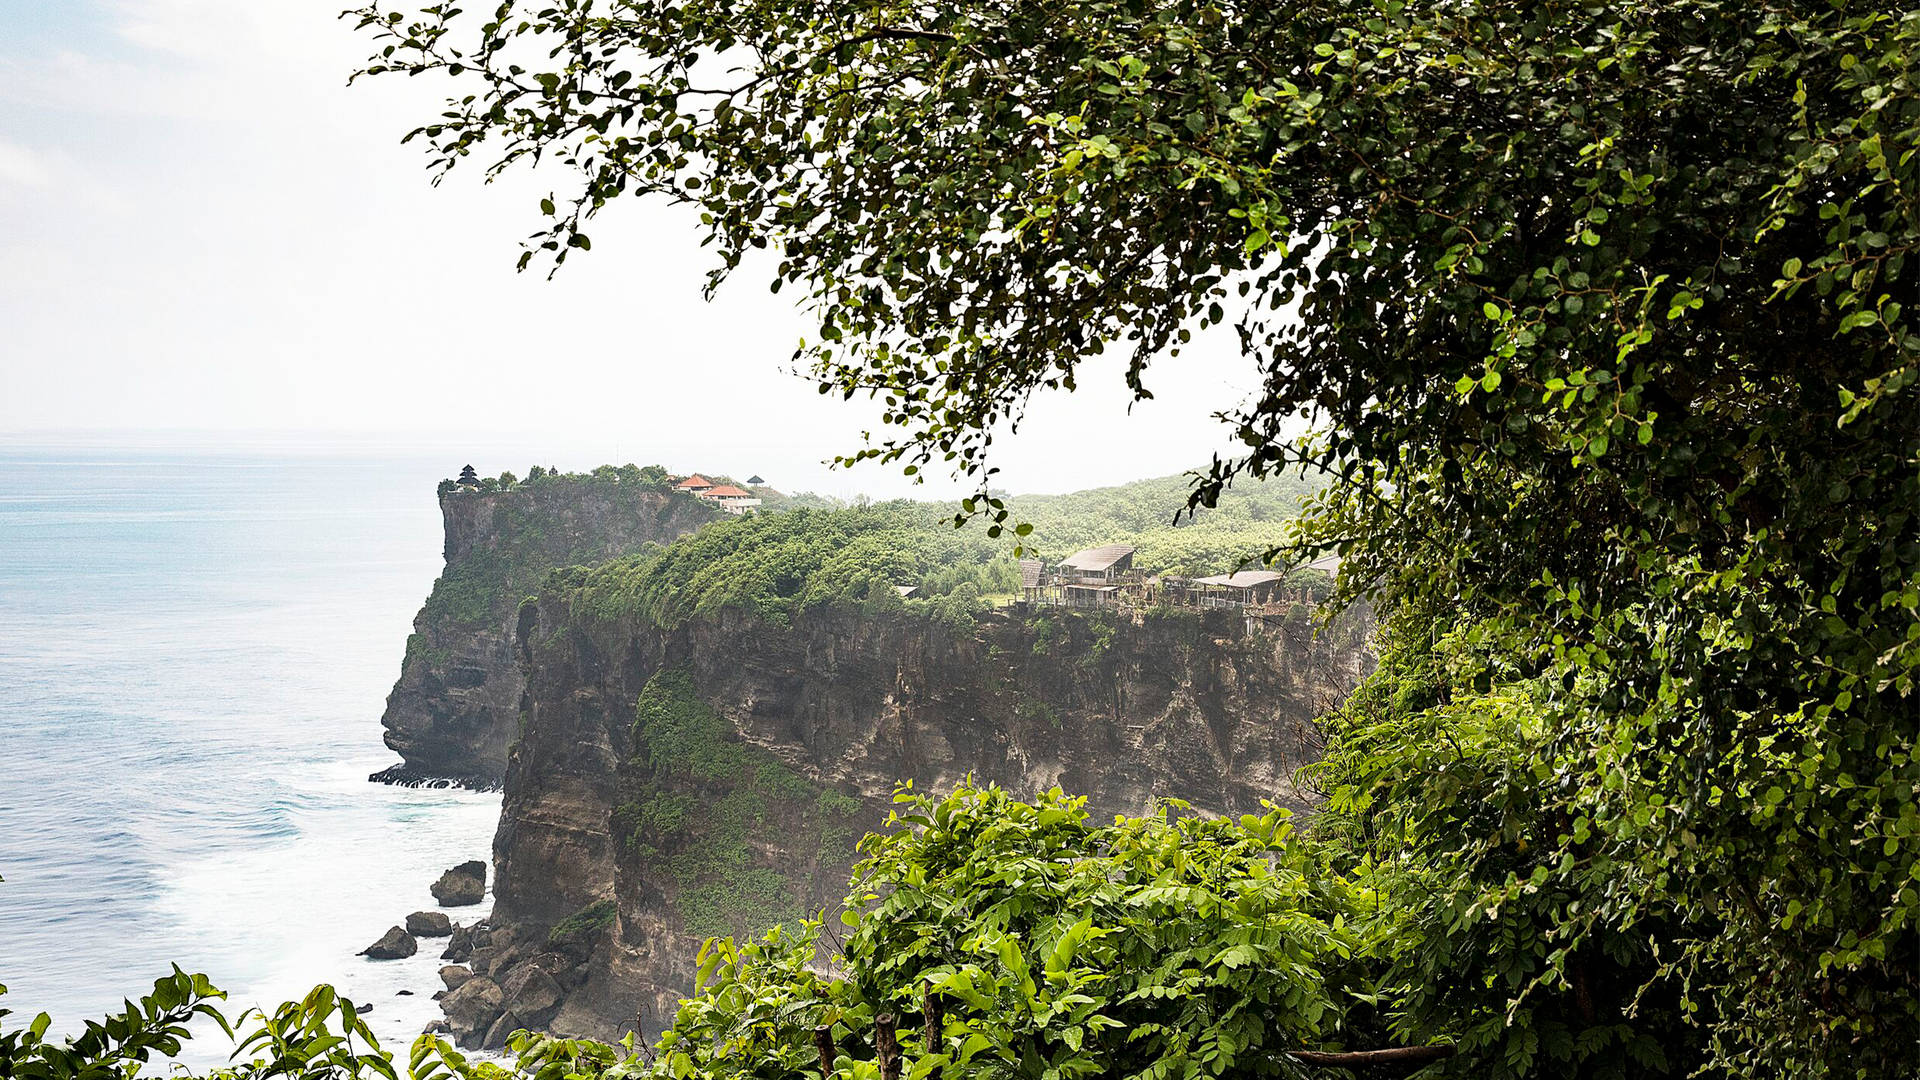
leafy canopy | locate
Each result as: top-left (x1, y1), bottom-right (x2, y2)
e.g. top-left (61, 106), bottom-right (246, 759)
top-left (349, 1), bottom-right (1919, 1072)
top-left (0, 971), bottom-right (392, 1080)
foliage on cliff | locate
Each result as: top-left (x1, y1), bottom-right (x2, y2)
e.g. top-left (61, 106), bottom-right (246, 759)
top-left (417, 465), bottom-right (710, 631)
top-left (615, 670), bottom-right (863, 941)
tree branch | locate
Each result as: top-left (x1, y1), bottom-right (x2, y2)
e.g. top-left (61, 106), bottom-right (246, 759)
top-left (1290, 1044), bottom-right (1456, 1067)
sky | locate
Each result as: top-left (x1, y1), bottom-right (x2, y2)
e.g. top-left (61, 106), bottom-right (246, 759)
top-left (0, 1), bottom-right (1264, 499)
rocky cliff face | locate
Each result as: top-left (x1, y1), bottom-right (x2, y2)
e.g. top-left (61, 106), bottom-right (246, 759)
top-left (452, 595), bottom-right (1371, 1045)
top-left (374, 477), bottom-right (719, 786)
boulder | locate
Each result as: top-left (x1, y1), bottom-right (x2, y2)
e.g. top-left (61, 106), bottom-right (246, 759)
top-left (422, 1020), bottom-right (451, 1035)
top-left (499, 964), bottom-right (563, 1026)
top-left (440, 924), bottom-right (473, 962)
top-left (440, 976), bottom-right (502, 1042)
top-left (526, 950), bottom-right (584, 988)
top-left (440, 965), bottom-right (475, 992)
top-left (484, 943), bottom-right (526, 980)
top-left (431, 861), bottom-right (487, 907)
top-left (359, 926), bottom-right (417, 960)
top-left (482, 1012), bottom-right (523, 1051)
top-left (407, 911), bottom-right (454, 937)
top-left (396, 990), bottom-right (414, 997)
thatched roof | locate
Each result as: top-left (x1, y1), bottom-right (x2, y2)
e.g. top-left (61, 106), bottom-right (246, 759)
top-left (1059, 543), bottom-right (1136, 572)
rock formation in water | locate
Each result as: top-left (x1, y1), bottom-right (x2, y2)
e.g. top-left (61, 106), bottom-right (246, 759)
top-left (361, 926), bottom-right (418, 960)
top-left (431, 860), bottom-right (489, 906)
top-left (445, 589), bottom-right (1370, 1047)
top-left (373, 470), bottom-right (719, 787)
top-left (407, 911), bottom-right (455, 937)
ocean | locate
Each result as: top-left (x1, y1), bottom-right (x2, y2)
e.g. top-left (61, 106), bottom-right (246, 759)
top-left (0, 446), bottom-right (502, 1060)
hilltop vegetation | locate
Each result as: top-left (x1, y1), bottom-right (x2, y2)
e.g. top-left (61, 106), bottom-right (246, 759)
top-left (560, 470), bottom-right (1319, 631)
top-left (1008, 470), bottom-right (1320, 575)
top-left (422, 464), bottom-right (698, 629)
top-left (568, 504), bottom-right (983, 629)
top-left (437, 462), bottom-right (674, 499)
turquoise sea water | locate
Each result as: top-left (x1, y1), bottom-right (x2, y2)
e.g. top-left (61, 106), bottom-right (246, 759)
top-left (0, 447), bottom-right (501, 1056)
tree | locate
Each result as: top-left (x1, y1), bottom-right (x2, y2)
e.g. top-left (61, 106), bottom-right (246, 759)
top-left (641, 784), bottom-right (1400, 1080)
top-left (349, 2), bottom-right (1918, 1072)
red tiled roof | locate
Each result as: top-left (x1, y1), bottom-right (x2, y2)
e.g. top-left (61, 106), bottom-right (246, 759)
top-left (676, 474), bottom-right (714, 489)
top-left (701, 485), bottom-right (752, 498)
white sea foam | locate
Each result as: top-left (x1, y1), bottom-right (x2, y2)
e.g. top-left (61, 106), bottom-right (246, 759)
top-left (0, 448), bottom-right (499, 1062)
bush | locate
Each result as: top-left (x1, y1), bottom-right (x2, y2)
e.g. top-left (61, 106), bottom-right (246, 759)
top-left (548, 900), bottom-right (617, 947)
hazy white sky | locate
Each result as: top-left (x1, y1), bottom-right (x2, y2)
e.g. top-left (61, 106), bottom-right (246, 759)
top-left (0, 1), bottom-right (1262, 498)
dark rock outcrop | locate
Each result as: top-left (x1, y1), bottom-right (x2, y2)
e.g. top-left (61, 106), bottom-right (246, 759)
top-left (431, 861), bottom-right (487, 907)
top-left (375, 475), bottom-right (719, 786)
top-left (440, 965), bottom-right (475, 991)
top-left (440, 924), bottom-right (473, 962)
top-left (360, 926), bottom-right (417, 960)
top-left (469, 595), bottom-right (1371, 1042)
top-left (407, 911), bottom-right (455, 937)
top-left (482, 1013), bottom-right (522, 1051)
top-left (499, 966), bottom-right (564, 1027)
top-left (440, 976), bottom-right (503, 1048)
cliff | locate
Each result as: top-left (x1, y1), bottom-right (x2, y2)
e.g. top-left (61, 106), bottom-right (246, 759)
top-left (453, 591), bottom-right (1371, 1045)
top-left (374, 471), bottom-right (720, 786)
